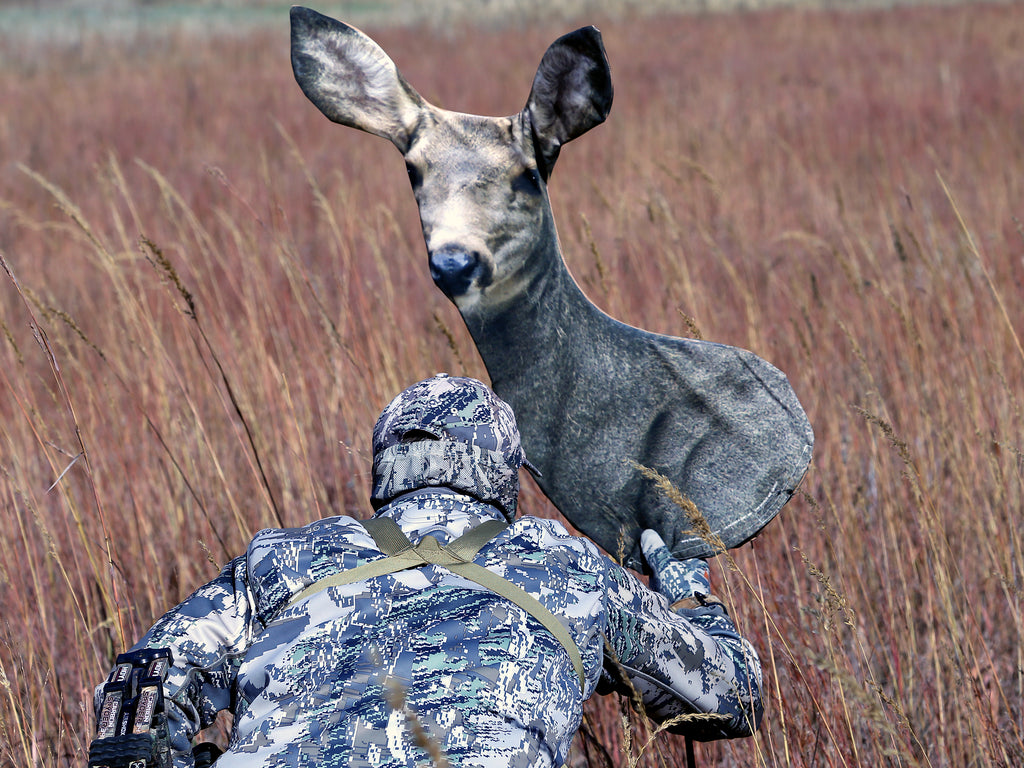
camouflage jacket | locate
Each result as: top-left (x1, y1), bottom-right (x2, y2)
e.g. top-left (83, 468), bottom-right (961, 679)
top-left (103, 490), bottom-right (762, 767)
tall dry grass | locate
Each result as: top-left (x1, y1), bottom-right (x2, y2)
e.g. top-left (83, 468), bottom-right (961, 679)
top-left (1, 2), bottom-right (1022, 766)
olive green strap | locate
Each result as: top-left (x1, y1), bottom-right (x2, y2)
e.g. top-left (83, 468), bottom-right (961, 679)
top-left (361, 516), bottom-right (416, 555)
top-left (444, 557), bottom-right (587, 692)
top-left (284, 518), bottom-right (586, 692)
top-left (362, 516), bottom-right (510, 561)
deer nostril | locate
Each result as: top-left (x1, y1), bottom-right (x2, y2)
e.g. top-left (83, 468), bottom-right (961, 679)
top-left (429, 247), bottom-right (481, 297)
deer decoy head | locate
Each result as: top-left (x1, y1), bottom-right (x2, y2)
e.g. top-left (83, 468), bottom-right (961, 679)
top-left (291, 7), bottom-right (814, 567)
top-left (290, 7), bottom-right (610, 316)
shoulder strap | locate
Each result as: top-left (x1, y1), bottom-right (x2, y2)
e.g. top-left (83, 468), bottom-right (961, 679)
top-left (282, 518), bottom-right (586, 691)
top-left (437, 519), bottom-right (510, 560)
top-left (361, 517), bottom-right (510, 561)
top-left (360, 516), bottom-right (413, 555)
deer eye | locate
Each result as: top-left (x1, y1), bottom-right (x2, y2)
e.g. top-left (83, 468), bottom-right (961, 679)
top-left (406, 163), bottom-right (423, 189)
top-left (511, 167), bottom-right (542, 196)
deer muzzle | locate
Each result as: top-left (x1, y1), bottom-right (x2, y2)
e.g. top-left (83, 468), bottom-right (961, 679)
top-left (429, 246), bottom-right (489, 298)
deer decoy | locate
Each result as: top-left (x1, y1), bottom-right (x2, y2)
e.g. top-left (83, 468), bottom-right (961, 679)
top-left (290, 7), bottom-right (813, 567)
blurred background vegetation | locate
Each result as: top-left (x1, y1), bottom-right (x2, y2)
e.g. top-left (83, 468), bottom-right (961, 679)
top-left (1, 1), bottom-right (1022, 766)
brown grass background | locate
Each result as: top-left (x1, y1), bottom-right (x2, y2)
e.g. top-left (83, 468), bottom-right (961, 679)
top-left (1, 1), bottom-right (1022, 766)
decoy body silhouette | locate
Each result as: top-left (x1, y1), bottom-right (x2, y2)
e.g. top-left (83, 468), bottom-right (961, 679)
top-left (290, 6), bottom-right (814, 567)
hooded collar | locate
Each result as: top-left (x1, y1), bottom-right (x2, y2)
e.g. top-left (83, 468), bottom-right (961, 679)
top-left (371, 487), bottom-right (508, 542)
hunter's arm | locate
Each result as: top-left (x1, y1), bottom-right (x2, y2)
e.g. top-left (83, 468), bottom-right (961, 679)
top-left (601, 551), bottom-right (763, 740)
top-left (95, 556), bottom-right (255, 767)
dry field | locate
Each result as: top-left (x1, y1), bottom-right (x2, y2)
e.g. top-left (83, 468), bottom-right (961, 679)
top-left (1, 1), bottom-right (1022, 766)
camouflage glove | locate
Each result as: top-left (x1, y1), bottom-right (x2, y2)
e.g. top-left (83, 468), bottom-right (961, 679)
top-left (640, 529), bottom-right (721, 611)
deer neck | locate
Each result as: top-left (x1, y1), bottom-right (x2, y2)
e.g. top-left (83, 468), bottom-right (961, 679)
top-left (460, 229), bottom-right (599, 392)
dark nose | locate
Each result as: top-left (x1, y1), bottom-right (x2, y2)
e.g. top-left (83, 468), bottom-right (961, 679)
top-left (429, 246), bottom-right (481, 297)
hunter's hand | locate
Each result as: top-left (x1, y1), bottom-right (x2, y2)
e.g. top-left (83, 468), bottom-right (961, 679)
top-left (640, 529), bottom-right (711, 605)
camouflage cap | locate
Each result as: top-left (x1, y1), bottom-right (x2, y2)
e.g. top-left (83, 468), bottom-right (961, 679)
top-left (370, 374), bottom-right (536, 519)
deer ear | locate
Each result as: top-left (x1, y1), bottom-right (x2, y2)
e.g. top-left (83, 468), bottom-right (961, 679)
top-left (290, 7), bottom-right (425, 153)
top-left (525, 26), bottom-right (613, 178)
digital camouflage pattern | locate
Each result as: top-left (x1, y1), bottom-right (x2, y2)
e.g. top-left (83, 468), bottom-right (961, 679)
top-left (96, 376), bottom-right (762, 766)
top-left (371, 374), bottom-right (533, 520)
top-left (98, 493), bottom-right (762, 767)
top-left (641, 529), bottom-right (713, 604)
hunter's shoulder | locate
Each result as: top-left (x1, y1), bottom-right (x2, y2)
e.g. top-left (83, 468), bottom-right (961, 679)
top-left (247, 515), bottom-right (369, 550)
top-left (504, 516), bottom-right (603, 558)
